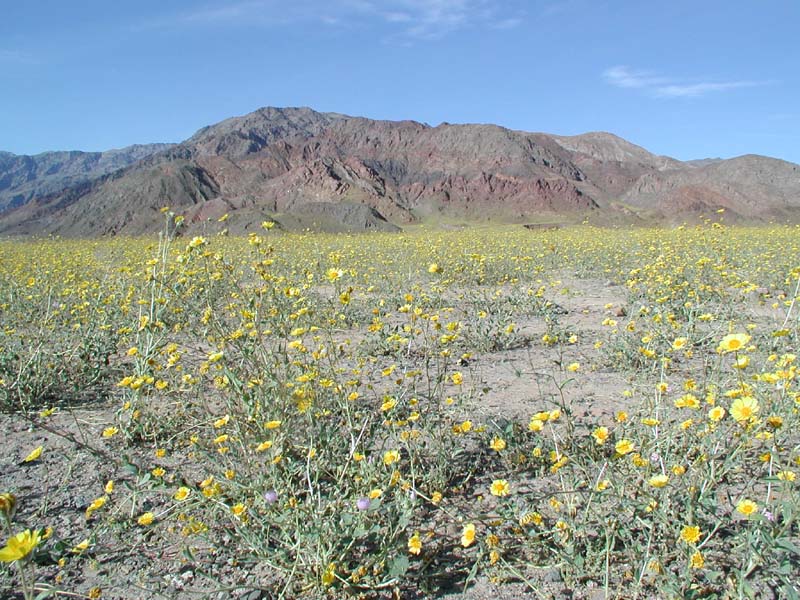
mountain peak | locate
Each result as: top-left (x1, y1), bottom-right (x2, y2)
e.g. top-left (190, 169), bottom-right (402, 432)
top-left (551, 131), bottom-right (681, 168)
top-left (1, 108), bottom-right (798, 236)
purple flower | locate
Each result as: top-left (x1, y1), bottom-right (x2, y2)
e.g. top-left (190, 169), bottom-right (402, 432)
top-left (356, 497), bottom-right (370, 511)
top-left (264, 490), bottom-right (278, 504)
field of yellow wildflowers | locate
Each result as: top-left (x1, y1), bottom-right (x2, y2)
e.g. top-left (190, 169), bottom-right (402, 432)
top-left (1, 218), bottom-right (799, 599)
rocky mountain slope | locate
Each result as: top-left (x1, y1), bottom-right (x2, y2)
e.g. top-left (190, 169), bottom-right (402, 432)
top-left (1, 107), bottom-right (798, 236)
top-left (0, 144), bottom-right (173, 214)
top-left (619, 154), bottom-right (800, 218)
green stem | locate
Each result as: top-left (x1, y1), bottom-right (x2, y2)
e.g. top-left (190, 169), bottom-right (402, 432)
top-left (16, 557), bottom-right (34, 600)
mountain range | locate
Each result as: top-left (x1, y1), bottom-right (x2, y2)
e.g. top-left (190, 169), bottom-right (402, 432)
top-left (1, 106), bottom-right (798, 236)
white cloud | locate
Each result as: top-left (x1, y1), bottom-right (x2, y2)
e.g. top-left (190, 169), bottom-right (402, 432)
top-left (655, 81), bottom-right (763, 98)
top-left (604, 65), bottom-right (770, 99)
top-left (135, 1), bottom-right (317, 30)
top-left (603, 66), bottom-right (669, 89)
top-left (141, 0), bottom-right (523, 41)
top-left (540, 0), bottom-right (588, 17)
top-left (182, 2), bottom-right (262, 23)
top-left (491, 17), bottom-right (522, 29)
top-left (178, 1), bottom-right (303, 26)
top-left (366, 0), bottom-right (525, 39)
top-left (0, 49), bottom-right (37, 64)
top-left (382, 11), bottom-right (413, 23)
top-left (377, 0), bottom-right (477, 39)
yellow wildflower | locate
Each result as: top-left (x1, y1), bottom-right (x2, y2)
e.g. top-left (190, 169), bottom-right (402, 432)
top-left (708, 406), bottom-right (726, 422)
top-left (730, 396), bottom-right (759, 423)
top-left (674, 394), bottom-right (699, 409)
top-left (528, 418), bottom-right (544, 432)
top-left (519, 511), bottom-right (543, 526)
top-left (408, 532), bottom-right (422, 555)
top-left (671, 337), bottom-right (688, 351)
top-left (592, 426), bottom-right (609, 445)
top-left (489, 437), bottom-right (506, 452)
top-left (717, 333), bottom-right (751, 353)
top-left (383, 450), bottom-right (400, 466)
top-left (85, 496), bottom-right (107, 519)
top-left (680, 525), bottom-right (701, 544)
top-left (321, 563), bottom-right (336, 586)
top-left (766, 415), bottom-right (783, 428)
top-left (490, 479), bottom-right (510, 497)
top-left (23, 446), bottom-right (43, 463)
top-left (461, 523), bottom-right (476, 547)
top-left (615, 439), bottom-right (634, 455)
top-left (648, 474), bottom-right (669, 488)
top-left (736, 499), bottom-right (758, 517)
top-left (0, 530), bottom-right (41, 562)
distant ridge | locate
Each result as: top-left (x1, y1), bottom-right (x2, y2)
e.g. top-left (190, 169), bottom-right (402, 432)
top-left (1, 107), bottom-right (798, 235)
top-left (0, 144), bottom-right (173, 215)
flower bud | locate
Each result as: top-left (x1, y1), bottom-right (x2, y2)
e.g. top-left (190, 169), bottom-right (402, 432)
top-left (0, 494), bottom-right (16, 520)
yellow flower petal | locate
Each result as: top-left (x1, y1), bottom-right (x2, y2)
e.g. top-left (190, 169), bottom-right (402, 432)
top-left (23, 446), bottom-right (43, 463)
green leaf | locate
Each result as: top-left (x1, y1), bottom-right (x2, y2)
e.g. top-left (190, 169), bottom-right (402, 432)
top-left (388, 555), bottom-right (409, 578)
top-left (121, 456), bottom-right (140, 476)
top-left (782, 584), bottom-right (800, 600)
top-left (397, 512), bottom-right (410, 530)
top-left (776, 538), bottom-right (800, 556)
top-left (704, 570), bottom-right (724, 583)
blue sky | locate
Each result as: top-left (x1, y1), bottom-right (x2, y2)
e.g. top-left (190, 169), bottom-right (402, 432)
top-left (2, 1), bottom-right (799, 163)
